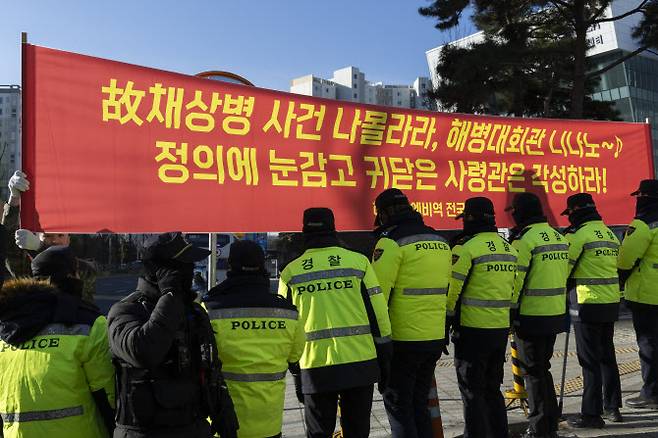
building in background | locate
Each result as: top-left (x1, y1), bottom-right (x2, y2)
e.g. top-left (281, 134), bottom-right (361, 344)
top-left (0, 85), bottom-right (21, 200)
top-left (425, 0), bottom-right (658, 168)
top-left (290, 66), bottom-right (434, 110)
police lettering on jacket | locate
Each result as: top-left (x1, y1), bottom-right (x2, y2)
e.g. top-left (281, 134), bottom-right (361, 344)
top-left (0, 337), bottom-right (60, 352)
top-left (414, 241), bottom-right (450, 251)
top-left (230, 320), bottom-right (287, 330)
top-left (295, 279), bottom-right (354, 295)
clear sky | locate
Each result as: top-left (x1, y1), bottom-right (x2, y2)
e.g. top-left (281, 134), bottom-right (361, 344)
top-left (0, 0), bottom-right (476, 91)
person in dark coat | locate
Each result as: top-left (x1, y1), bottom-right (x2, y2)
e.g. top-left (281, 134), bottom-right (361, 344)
top-left (107, 232), bottom-right (238, 438)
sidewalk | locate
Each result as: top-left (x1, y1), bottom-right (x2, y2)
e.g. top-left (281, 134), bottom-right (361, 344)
top-left (281, 319), bottom-right (658, 437)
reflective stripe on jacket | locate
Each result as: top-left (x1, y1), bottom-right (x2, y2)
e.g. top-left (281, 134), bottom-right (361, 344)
top-left (449, 232), bottom-right (517, 329)
top-left (566, 220), bottom-right (620, 322)
top-left (278, 245), bottom-right (391, 393)
top-left (372, 228), bottom-right (451, 343)
top-left (204, 279), bottom-right (305, 438)
top-left (512, 222), bottom-right (569, 334)
top-left (0, 318), bottom-right (115, 438)
top-left (618, 219), bottom-right (658, 305)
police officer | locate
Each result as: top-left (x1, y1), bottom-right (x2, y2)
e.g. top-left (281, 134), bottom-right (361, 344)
top-left (0, 245), bottom-right (115, 438)
top-left (562, 194), bottom-right (622, 428)
top-left (507, 193), bottom-right (570, 438)
top-left (203, 240), bottom-right (306, 438)
top-left (278, 208), bottom-right (393, 438)
top-left (370, 188), bottom-right (451, 438)
top-left (108, 232), bottom-right (239, 438)
top-left (618, 179), bottom-right (658, 410)
top-left (448, 197), bottom-right (517, 438)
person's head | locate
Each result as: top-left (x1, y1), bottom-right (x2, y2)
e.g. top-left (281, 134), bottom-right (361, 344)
top-left (374, 188), bottom-right (412, 227)
top-left (39, 233), bottom-right (70, 247)
top-left (302, 208), bottom-right (336, 235)
top-left (631, 179), bottom-right (658, 215)
top-left (506, 193), bottom-right (544, 226)
top-left (457, 197), bottom-right (496, 233)
top-left (561, 193), bottom-right (600, 226)
top-left (31, 245), bottom-right (80, 296)
top-left (227, 240), bottom-right (266, 278)
top-left (140, 232), bottom-right (211, 293)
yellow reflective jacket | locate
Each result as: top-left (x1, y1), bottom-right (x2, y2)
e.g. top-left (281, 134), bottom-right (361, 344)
top-left (512, 222), bottom-right (569, 335)
top-left (372, 213), bottom-right (451, 348)
top-left (448, 232), bottom-right (517, 329)
top-left (203, 275), bottom-right (305, 438)
top-left (618, 218), bottom-right (658, 305)
top-left (0, 279), bottom-right (115, 438)
top-left (278, 239), bottom-right (392, 393)
top-left (565, 220), bottom-right (620, 322)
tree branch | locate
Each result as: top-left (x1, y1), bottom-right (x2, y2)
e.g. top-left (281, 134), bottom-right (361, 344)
top-left (594, 0), bottom-right (649, 23)
top-left (589, 2), bottom-right (612, 23)
top-left (586, 45), bottom-right (648, 78)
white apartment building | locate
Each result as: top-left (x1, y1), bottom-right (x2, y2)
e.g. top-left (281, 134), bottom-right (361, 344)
top-left (290, 66), bottom-right (433, 110)
top-left (0, 85), bottom-right (21, 200)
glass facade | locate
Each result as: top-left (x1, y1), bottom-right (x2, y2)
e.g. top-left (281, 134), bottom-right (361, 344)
top-left (590, 51), bottom-right (658, 175)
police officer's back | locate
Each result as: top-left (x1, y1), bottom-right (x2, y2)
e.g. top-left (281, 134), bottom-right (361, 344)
top-left (203, 240), bottom-right (305, 438)
top-left (561, 193), bottom-right (622, 428)
top-left (618, 179), bottom-right (658, 410)
top-left (107, 233), bottom-right (238, 438)
top-left (507, 193), bottom-right (569, 438)
top-left (448, 197), bottom-right (516, 438)
top-left (278, 208), bottom-right (392, 438)
top-left (371, 188), bottom-right (451, 438)
top-left (0, 245), bottom-right (115, 438)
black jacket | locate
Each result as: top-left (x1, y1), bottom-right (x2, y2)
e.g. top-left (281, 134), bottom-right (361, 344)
top-left (107, 278), bottom-right (214, 438)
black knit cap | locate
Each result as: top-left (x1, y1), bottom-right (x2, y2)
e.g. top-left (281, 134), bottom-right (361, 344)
top-left (228, 240), bottom-right (265, 273)
top-left (375, 188), bottom-right (409, 211)
top-left (456, 197), bottom-right (495, 220)
top-left (506, 192), bottom-right (544, 217)
top-left (631, 179), bottom-right (658, 197)
top-left (561, 193), bottom-right (596, 216)
top-left (141, 232), bottom-right (211, 263)
top-left (31, 245), bottom-right (77, 278)
top-left (302, 208), bottom-right (336, 233)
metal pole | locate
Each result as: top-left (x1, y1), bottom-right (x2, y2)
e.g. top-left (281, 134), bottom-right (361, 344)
top-left (558, 324), bottom-right (570, 417)
top-left (207, 233), bottom-right (217, 291)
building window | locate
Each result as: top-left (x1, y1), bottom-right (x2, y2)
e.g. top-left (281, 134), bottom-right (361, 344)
top-left (354, 93), bottom-right (358, 99)
top-left (353, 74), bottom-right (357, 79)
top-left (0, 97), bottom-right (3, 103)
top-left (397, 101), bottom-right (402, 106)
top-left (0, 108), bottom-right (2, 115)
top-left (397, 92), bottom-right (401, 96)
top-left (353, 84), bottom-right (357, 88)
top-left (326, 88), bottom-right (329, 93)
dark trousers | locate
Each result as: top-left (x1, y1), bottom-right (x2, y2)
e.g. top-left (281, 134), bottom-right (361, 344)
top-left (304, 385), bottom-right (373, 438)
top-left (383, 349), bottom-right (441, 438)
top-left (574, 321), bottom-right (622, 415)
top-left (516, 333), bottom-right (559, 436)
top-left (454, 332), bottom-right (509, 438)
top-left (631, 306), bottom-right (658, 401)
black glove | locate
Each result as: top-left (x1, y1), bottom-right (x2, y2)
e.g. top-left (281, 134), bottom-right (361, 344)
top-left (375, 341), bottom-right (393, 394)
top-left (212, 384), bottom-right (239, 438)
top-left (155, 265), bottom-right (184, 296)
top-left (289, 362), bottom-right (304, 404)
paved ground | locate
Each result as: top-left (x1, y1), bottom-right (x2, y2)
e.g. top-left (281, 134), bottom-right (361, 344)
top-left (94, 277), bottom-right (658, 437)
top-left (281, 319), bottom-right (658, 437)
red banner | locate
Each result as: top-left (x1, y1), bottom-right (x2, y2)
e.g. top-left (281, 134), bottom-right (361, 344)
top-left (22, 44), bottom-right (654, 233)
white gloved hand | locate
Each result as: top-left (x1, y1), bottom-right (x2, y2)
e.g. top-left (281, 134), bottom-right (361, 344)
top-left (8, 171), bottom-right (29, 198)
top-left (15, 229), bottom-right (41, 251)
